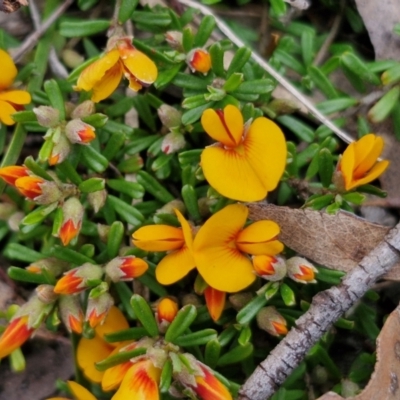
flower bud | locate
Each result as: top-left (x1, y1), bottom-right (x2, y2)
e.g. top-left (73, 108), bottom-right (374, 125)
top-left (256, 306), bottom-right (288, 336)
top-left (53, 263), bottom-right (103, 294)
top-left (72, 100), bottom-right (96, 119)
top-left (48, 131), bottom-right (71, 166)
top-left (155, 297), bottom-right (178, 333)
top-left (165, 30), bottom-right (183, 50)
top-left (97, 223), bottom-right (110, 242)
top-left (58, 197), bottom-right (84, 246)
top-left (36, 284), bottom-right (58, 304)
top-left (204, 286), bottom-right (226, 322)
top-left (286, 256), bottom-right (318, 284)
top-left (86, 289), bottom-right (114, 328)
top-left (105, 256), bottom-right (148, 282)
top-left (15, 176), bottom-right (63, 204)
top-left (157, 104), bottom-right (182, 129)
top-left (0, 165), bottom-right (29, 186)
top-left (187, 48), bottom-right (211, 74)
top-left (26, 257), bottom-right (68, 277)
top-left (87, 189), bottom-right (107, 213)
top-left (252, 255), bottom-right (287, 281)
top-left (33, 106), bottom-right (60, 128)
top-left (59, 295), bottom-right (84, 334)
top-left (65, 119), bottom-right (96, 144)
top-left (161, 131), bottom-right (186, 154)
top-left (0, 315), bottom-right (33, 359)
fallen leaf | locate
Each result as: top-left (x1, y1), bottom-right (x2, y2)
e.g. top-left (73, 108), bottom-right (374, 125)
top-left (248, 203), bottom-right (400, 280)
top-left (316, 304), bottom-right (400, 400)
top-left (0, 0), bottom-right (28, 13)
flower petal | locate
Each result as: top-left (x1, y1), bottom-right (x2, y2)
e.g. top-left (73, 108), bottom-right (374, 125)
top-left (352, 133), bottom-right (376, 170)
top-left (353, 135), bottom-right (383, 178)
top-left (91, 61), bottom-right (123, 102)
top-left (112, 360), bottom-right (161, 400)
top-left (204, 286), bottom-right (226, 322)
top-left (201, 108), bottom-right (239, 147)
top-left (194, 364), bottom-right (232, 400)
top-left (132, 225), bottom-right (184, 252)
top-left (155, 247), bottom-right (196, 285)
top-left (120, 47), bottom-right (158, 86)
top-left (245, 116), bottom-right (287, 191)
top-left (0, 90), bottom-right (31, 104)
top-left (0, 165), bottom-right (28, 186)
top-left (76, 49), bottom-right (120, 92)
top-left (347, 160), bottom-right (390, 190)
top-left (236, 220), bottom-right (284, 255)
top-left (175, 208), bottom-right (193, 251)
top-left (67, 381), bottom-right (97, 400)
top-left (95, 305), bottom-right (130, 343)
top-left (224, 105), bottom-right (244, 145)
top-left (0, 99), bottom-right (17, 125)
top-left (77, 335), bottom-right (113, 383)
top-left (0, 316), bottom-right (34, 359)
top-left (0, 49), bottom-right (17, 90)
top-left (193, 204), bottom-right (256, 292)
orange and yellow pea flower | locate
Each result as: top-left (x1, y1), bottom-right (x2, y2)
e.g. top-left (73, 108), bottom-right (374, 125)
top-left (200, 104), bottom-right (287, 202)
top-left (47, 381), bottom-right (97, 400)
top-left (75, 36), bottom-right (158, 102)
top-left (337, 133), bottom-right (389, 191)
top-left (0, 49), bottom-right (31, 125)
top-left (132, 208), bottom-right (196, 285)
top-left (193, 203), bottom-right (284, 293)
top-left (0, 315), bottom-right (34, 359)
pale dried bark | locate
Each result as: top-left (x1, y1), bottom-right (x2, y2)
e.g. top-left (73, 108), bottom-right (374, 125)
top-left (238, 220), bottom-right (400, 400)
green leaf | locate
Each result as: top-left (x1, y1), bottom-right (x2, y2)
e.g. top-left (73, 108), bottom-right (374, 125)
top-left (340, 52), bottom-right (379, 85)
top-left (107, 221), bottom-right (125, 259)
top-left (154, 64), bottom-right (182, 90)
top-left (105, 327), bottom-right (148, 343)
top-left (4, 243), bottom-right (43, 263)
top-left (280, 283), bottom-right (296, 306)
top-left (21, 203), bottom-right (58, 225)
top-left (44, 80), bottom-right (65, 120)
top-left (193, 15), bottom-right (216, 48)
top-left (368, 86), bottom-right (400, 123)
top-left (182, 102), bottom-right (214, 125)
top-left (304, 194), bottom-right (335, 210)
top-left (204, 339), bottom-right (221, 369)
top-left (159, 359), bottom-right (173, 393)
top-left (81, 145), bottom-right (109, 173)
top-left (181, 185), bottom-right (201, 222)
top-left (227, 47), bottom-right (252, 78)
top-left (277, 115), bottom-right (315, 142)
top-left (318, 148), bottom-right (334, 188)
top-left (78, 178), bottom-right (105, 193)
top-left (236, 292), bottom-right (269, 325)
top-left (102, 132), bottom-right (125, 161)
top-left (210, 42), bottom-right (225, 77)
top-left (301, 30), bottom-right (315, 66)
top-left (12, 111), bottom-right (37, 123)
top-left (165, 305), bottom-right (197, 343)
top-left (118, 0), bottom-right (139, 23)
top-left (217, 343), bottom-right (253, 366)
top-left (8, 267), bottom-right (55, 285)
top-left (136, 171), bottom-right (174, 203)
top-left (130, 294), bottom-right (159, 337)
top-left (46, 245), bottom-right (95, 264)
top-left (270, 0), bottom-right (287, 16)
top-left (173, 329), bottom-right (217, 347)
top-left (107, 195), bottom-right (144, 227)
top-left (59, 19), bottom-right (110, 37)
top-left (316, 98), bottom-right (357, 115)
top-left (308, 65), bottom-right (339, 99)
top-left (106, 179), bottom-right (144, 199)
top-left (96, 348), bottom-right (147, 371)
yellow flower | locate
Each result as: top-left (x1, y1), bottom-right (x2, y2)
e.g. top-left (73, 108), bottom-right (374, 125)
top-left (132, 209), bottom-right (196, 285)
top-left (337, 133), bottom-right (389, 191)
top-left (200, 105), bottom-right (287, 201)
top-left (193, 204), bottom-right (284, 292)
top-left (75, 37), bottom-right (158, 102)
top-left (0, 49), bottom-right (31, 125)
top-left (47, 381), bottom-right (97, 400)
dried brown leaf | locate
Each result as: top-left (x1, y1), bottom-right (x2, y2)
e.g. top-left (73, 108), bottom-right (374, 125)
top-left (317, 304), bottom-right (400, 400)
top-left (0, 0), bottom-right (28, 13)
top-left (248, 203), bottom-right (400, 280)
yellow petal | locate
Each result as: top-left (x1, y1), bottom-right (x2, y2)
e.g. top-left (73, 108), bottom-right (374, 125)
top-left (112, 360), bottom-right (161, 400)
top-left (353, 135), bottom-right (383, 178)
top-left (201, 108), bottom-right (240, 147)
top-left (0, 100), bottom-right (17, 125)
top-left (76, 335), bottom-right (112, 383)
top-left (347, 160), bottom-right (390, 190)
top-left (339, 142), bottom-right (356, 190)
top-left (91, 61), bottom-right (123, 102)
top-left (0, 49), bottom-right (17, 90)
top-left (95, 305), bottom-right (129, 343)
top-left (120, 47), bottom-right (158, 86)
top-left (193, 204), bottom-right (256, 292)
top-left (102, 358), bottom-right (133, 391)
top-left (67, 381), bottom-right (97, 400)
top-left (155, 247), bottom-right (196, 285)
top-left (175, 208), bottom-right (193, 251)
top-left (76, 50), bottom-right (120, 91)
top-left (352, 133), bottom-right (376, 170)
top-left (0, 90), bottom-right (31, 104)
top-left (245, 116), bottom-right (287, 191)
top-left (132, 224), bottom-right (184, 252)
top-left (236, 220), bottom-right (284, 255)
top-left (224, 105), bottom-right (244, 145)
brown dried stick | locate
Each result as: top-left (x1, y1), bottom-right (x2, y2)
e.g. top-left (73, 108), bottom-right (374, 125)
top-left (238, 219), bottom-right (400, 399)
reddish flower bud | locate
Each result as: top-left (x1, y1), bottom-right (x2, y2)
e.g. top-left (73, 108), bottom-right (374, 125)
top-left (15, 176), bottom-right (63, 204)
top-left (59, 295), bottom-right (84, 334)
top-left (0, 316), bottom-right (33, 359)
top-left (58, 197), bottom-right (84, 246)
top-left (257, 306), bottom-right (288, 337)
top-left (0, 165), bottom-right (29, 186)
top-left (187, 48), bottom-right (212, 74)
top-left (155, 297), bottom-right (178, 333)
top-left (86, 290), bottom-right (114, 328)
top-left (33, 106), bottom-right (60, 128)
top-left (165, 30), bottom-right (183, 50)
top-left (105, 256), bottom-right (148, 283)
top-left (161, 131), bottom-right (186, 154)
top-left (252, 255), bottom-right (287, 281)
top-left (286, 256), bottom-right (318, 284)
top-left (204, 286), bottom-right (226, 322)
top-left (66, 119), bottom-right (96, 144)
top-left (71, 100), bottom-right (96, 119)
top-left (36, 284), bottom-right (58, 304)
top-left (157, 104), bottom-right (182, 129)
top-left (54, 263), bottom-right (103, 294)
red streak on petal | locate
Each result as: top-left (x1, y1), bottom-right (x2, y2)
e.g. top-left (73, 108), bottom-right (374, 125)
top-left (59, 219), bottom-right (80, 246)
top-left (54, 272), bottom-right (83, 294)
top-left (0, 165), bottom-right (29, 186)
top-left (0, 316), bottom-right (34, 359)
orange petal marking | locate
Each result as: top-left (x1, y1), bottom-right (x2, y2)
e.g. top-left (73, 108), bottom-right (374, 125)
top-left (0, 316), bottom-right (34, 359)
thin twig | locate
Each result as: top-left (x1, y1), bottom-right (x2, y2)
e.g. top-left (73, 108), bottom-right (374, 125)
top-left (313, 0), bottom-right (345, 66)
top-left (239, 213), bottom-right (400, 399)
top-left (28, 0), bottom-right (69, 79)
top-left (177, 0), bottom-right (354, 145)
top-left (12, 0), bottom-right (74, 63)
